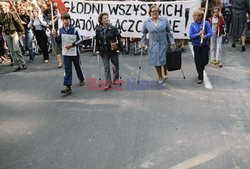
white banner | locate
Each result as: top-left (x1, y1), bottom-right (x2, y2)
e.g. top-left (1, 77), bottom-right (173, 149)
top-left (63, 0), bottom-right (201, 39)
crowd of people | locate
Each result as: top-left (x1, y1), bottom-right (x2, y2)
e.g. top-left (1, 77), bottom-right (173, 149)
top-left (0, 0), bottom-right (250, 94)
top-left (0, 0), bottom-right (62, 68)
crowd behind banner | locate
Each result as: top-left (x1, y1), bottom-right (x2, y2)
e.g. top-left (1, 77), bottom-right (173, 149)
top-left (0, 0), bottom-right (197, 66)
top-left (0, 0), bottom-right (250, 92)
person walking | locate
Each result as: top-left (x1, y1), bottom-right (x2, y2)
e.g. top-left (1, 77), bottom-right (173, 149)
top-left (208, 7), bottom-right (225, 67)
top-left (229, 0), bottom-right (249, 51)
top-left (52, 13), bottom-right (85, 94)
top-left (19, 6), bottom-right (35, 63)
top-left (0, 2), bottom-right (27, 72)
top-left (189, 8), bottom-right (212, 84)
top-left (28, 7), bottom-right (49, 63)
top-left (141, 5), bottom-right (175, 84)
top-left (95, 12), bottom-right (122, 91)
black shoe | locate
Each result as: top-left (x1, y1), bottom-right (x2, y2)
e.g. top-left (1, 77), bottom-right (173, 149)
top-left (197, 79), bottom-right (203, 84)
top-left (241, 45), bottom-right (245, 52)
top-left (10, 63), bottom-right (14, 66)
top-left (79, 80), bottom-right (85, 86)
top-left (13, 67), bottom-right (21, 72)
top-left (232, 43), bottom-right (236, 48)
top-left (61, 86), bottom-right (72, 94)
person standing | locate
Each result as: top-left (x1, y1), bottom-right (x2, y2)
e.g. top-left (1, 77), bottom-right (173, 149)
top-left (229, 0), bottom-right (249, 51)
top-left (201, 0), bottom-right (223, 18)
top-left (49, 3), bottom-right (63, 68)
top-left (189, 8), bottom-right (212, 84)
top-left (95, 12), bottom-right (122, 91)
top-left (141, 5), bottom-right (175, 84)
top-left (0, 25), bottom-right (8, 64)
top-left (0, 3), bottom-right (27, 72)
top-left (19, 6), bottom-right (35, 63)
top-left (52, 13), bottom-right (85, 94)
top-left (28, 7), bottom-right (49, 63)
top-left (208, 7), bottom-right (225, 67)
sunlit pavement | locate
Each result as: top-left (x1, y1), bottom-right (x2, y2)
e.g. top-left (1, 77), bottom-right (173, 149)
top-left (0, 42), bottom-right (250, 169)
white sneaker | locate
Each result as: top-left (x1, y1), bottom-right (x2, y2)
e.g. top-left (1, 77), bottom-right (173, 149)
top-left (158, 80), bottom-right (164, 84)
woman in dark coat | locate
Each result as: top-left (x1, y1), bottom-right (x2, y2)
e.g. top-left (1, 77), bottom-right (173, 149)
top-left (95, 12), bottom-right (122, 91)
top-left (229, 0), bottom-right (249, 51)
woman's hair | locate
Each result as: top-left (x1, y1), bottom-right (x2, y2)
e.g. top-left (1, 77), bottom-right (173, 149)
top-left (148, 5), bottom-right (161, 16)
top-left (211, 6), bottom-right (219, 14)
top-left (193, 8), bottom-right (204, 18)
top-left (32, 7), bottom-right (39, 13)
top-left (98, 12), bottom-right (109, 25)
top-left (61, 12), bottom-right (71, 20)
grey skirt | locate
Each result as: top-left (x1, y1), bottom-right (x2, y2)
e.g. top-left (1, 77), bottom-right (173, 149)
top-left (229, 12), bottom-right (247, 38)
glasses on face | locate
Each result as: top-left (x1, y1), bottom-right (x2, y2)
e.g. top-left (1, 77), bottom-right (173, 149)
top-left (151, 10), bottom-right (159, 13)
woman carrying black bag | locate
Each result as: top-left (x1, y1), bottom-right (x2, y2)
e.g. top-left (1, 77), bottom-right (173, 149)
top-left (141, 5), bottom-right (175, 84)
top-left (95, 12), bottom-right (122, 91)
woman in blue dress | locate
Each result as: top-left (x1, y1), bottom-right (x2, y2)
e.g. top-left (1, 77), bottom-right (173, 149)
top-left (141, 5), bottom-right (175, 84)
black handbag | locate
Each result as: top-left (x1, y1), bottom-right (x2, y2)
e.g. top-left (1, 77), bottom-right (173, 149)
top-left (166, 45), bottom-right (182, 71)
top-left (166, 45), bottom-right (186, 79)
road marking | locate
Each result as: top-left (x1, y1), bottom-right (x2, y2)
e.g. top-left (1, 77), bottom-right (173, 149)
top-left (188, 43), bottom-right (213, 89)
top-left (169, 147), bottom-right (226, 169)
top-left (140, 161), bottom-right (154, 168)
top-left (223, 66), bottom-right (250, 74)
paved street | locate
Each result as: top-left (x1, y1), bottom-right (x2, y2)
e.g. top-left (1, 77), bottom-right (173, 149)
top-left (0, 42), bottom-right (250, 169)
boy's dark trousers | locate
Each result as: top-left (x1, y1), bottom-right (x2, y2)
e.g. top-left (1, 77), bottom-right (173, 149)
top-left (193, 45), bottom-right (209, 80)
top-left (63, 55), bottom-right (84, 87)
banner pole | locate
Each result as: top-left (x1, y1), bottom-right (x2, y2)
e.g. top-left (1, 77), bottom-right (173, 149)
top-left (201, 0), bottom-right (208, 44)
top-left (50, 1), bottom-right (55, 30)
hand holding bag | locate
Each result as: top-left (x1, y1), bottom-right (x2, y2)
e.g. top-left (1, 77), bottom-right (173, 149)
top-left (110, 40), bottom-right (118, 51)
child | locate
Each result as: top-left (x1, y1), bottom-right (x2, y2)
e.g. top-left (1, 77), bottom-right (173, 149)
top-left (189, 8), bottom-right (212, 84)
top-left (208, 7), bottom-right (225, 67)
top-left (53, 13), bottom-right (85, 94)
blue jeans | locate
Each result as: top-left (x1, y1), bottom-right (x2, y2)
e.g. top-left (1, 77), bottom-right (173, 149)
top-left (4, 32), bottom-right (26, 68)
top-left (23, 30), bottom-right (34, 61)
top-left (63, 55), bottom-right (84, 87)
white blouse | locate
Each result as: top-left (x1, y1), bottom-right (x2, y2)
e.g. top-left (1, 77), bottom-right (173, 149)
top-left (28, 17), bottom-right (47, 31)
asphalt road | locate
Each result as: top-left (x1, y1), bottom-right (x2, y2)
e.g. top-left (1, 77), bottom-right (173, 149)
top-left (0, 42), bottom-right (250, 169)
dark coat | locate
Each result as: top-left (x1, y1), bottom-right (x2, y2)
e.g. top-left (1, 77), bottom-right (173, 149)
top-left (95, 24), bottom-right (122, 56)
